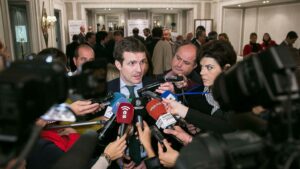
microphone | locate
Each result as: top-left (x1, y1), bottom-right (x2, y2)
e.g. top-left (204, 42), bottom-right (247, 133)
top-left (44, 120), bottom-right (106, 130)
top-left (132, 98), bottom-right (146, 130)
top-left (116, 102), bottom-right (134, 137)
top-left (164, 75), bottom-right (184, 82)
top-left (104, 93), bottom-right (128, 119)
top-left (51, 131), bottom-right (98, 169)
top-left (137, 82), bottom-right (161, 96)
top-left (98, 114), bottom-right (116, 141)
top-left (146, 99), bottom-right (177, 129)
top-left (91, 92), bottom-right (114, 104)
top-left (161, 90), bottom-right (178, 101)
top-left (161, 91), bottom-right (188, 128)
top-left (140, 91), bottom-right (162, 101)
top-left (99, 96), bottom-right (129, 141)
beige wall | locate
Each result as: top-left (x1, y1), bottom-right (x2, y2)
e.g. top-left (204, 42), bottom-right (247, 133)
top-left (221, 2), bottom-right (300, 55)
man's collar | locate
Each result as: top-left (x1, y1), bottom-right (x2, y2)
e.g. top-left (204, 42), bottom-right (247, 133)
top-left (120, 78), bottom-right (143, 89)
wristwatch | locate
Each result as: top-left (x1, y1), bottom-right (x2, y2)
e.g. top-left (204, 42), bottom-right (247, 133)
top-left (101, 153), bottom-right (112, 165)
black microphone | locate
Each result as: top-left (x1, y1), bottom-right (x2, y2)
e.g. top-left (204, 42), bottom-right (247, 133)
top-left (91, 92), bottom-right (114, 104)
top-left (137, 82), bottom-right (161, 97)
top-left (140, 91), bottom-right (162, 101)
top-left (51, 131), bottom-right (98, 169)
top-left (132, 98), bottom-right (145, 130)
top-left (98, 114), bottom-right (116, 141)
top-left (164, 75), bottom-right (184, 82)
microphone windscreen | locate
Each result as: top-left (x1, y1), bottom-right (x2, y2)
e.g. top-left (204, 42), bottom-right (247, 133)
top-left (116, 102), bottom-right (134, 124)
top-left (146, 99), bottom-right (166, 120)
top-left (110, 92), bottom-right (126, 106)
top-left (51, 131), bottom-right (98, 169)
top-left (112, 97), bottom-right (129, 114)
top-left (161, 90), bottom-right (178, 101)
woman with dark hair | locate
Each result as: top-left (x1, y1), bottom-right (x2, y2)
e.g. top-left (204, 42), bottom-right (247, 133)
top-left (163, 40), bottom-right (237, 134)
top-left (243, 32), bottom-right (262, 57)
top-left (261, 33), bottom-right (277, 50)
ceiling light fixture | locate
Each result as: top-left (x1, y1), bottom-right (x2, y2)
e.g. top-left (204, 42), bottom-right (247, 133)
top-left (237, 4), bottom-right (241, 7)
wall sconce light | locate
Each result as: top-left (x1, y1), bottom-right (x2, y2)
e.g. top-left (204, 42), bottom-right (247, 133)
top-left (41, 2), bottom-right (57, 48)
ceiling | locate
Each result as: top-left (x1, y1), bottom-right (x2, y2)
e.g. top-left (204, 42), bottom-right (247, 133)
top-left (224, 0), bottom-right (299, 8)
top-left (89, 8), bottom-right (187, 14)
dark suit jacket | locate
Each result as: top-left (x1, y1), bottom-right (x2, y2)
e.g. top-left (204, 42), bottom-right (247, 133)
top-left (78, 32), bottom-right (86, 44)
top-left (106, 77), bottom-right (159, 167)
top-left (94, 43), bottom-right (109, 62)
top-left (107, 76), bottom-right (155, 93)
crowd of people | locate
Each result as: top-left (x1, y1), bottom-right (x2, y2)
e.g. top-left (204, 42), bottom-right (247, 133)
top-left (1, 25), bottom-right (300, 169)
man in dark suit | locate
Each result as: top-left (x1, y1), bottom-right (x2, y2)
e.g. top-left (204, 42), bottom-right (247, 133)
top-left (131, 27), bottom-right (145, 44)
top-left (280, 31), bottom-right (298, 48)
top-left (106, 37), bottom-right (156, 168)
top-left (107, 37), bottom-right (154, 96)
top-left (78, 25), bottom-right (86, 44)
top-left (155, 42), bottom-right (202, 112)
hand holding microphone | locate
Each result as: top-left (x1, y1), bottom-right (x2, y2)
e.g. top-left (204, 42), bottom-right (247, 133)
top-left (158, 139), bottom-right (179, 168)
top-left (155, 82), bottom-right (175, 94)
top-left (173, 74), bottom-right (188, 89)
top-left (163, 126), bottom-right (193, 146)
top-left (70, 100), bottom-right (101, 116)
top-left (162, 98), bottom-right (189, 118)
top-left (103, 134), bottom-right (127, 161)
top-left (136, 121), bottom-right (155, 158)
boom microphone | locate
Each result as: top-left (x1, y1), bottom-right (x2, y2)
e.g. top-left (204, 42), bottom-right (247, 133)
top-left (116, 102), bottom-right (134, 137)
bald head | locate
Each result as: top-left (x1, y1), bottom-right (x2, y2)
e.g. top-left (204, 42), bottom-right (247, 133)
top-left (171, 43), bottom-right (198, 76)
top-left (73, 44), bottom-right (95, 69)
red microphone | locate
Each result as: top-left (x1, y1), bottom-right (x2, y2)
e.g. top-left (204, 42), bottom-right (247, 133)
top-left (146, 99), bottom-right (177, 129)
top-left (116, 102), bottom-right (134, 137)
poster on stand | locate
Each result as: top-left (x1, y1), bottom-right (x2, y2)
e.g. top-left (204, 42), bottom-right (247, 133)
top-left (68, 20), bottom-right (86, 43)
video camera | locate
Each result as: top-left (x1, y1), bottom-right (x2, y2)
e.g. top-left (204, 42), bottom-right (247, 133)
top-left (0, 58), bottom-right (107, 167)
top-left (176, 46), bottom-right (300, 169)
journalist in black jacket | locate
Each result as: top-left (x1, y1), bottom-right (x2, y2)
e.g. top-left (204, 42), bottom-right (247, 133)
top-left (163, 40), bottom-right (237, 134)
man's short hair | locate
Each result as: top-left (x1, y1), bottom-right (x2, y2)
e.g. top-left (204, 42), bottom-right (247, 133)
top-left (113, 30), bottom-right (124, 37)
top-left (143, 28), bottom-right (150, 33)
top-left (196, 30), bottom-right (205, 39)
top-left (74, 44), bottom-right (94, 58)
top-left (286, 31), bottom-right (298, 39)
top-left (208, 31), bottom-right (218, 41)
top-left (152, 27), bottom-right (163, 38)
top-left (85, 32), bottom-right (95, 40)
top-left (113, 37), bottom-right (147, 64)
top-left (96, 31), bottom-right (108, 43)
top-left (132, 28), bottom-right (139, 35)
top-left (196, 25), bottom-right (206, 32)
top-left (72, 34), bottom-right (79, 41)
top-left (250, 32), bottom-right (257, 38)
